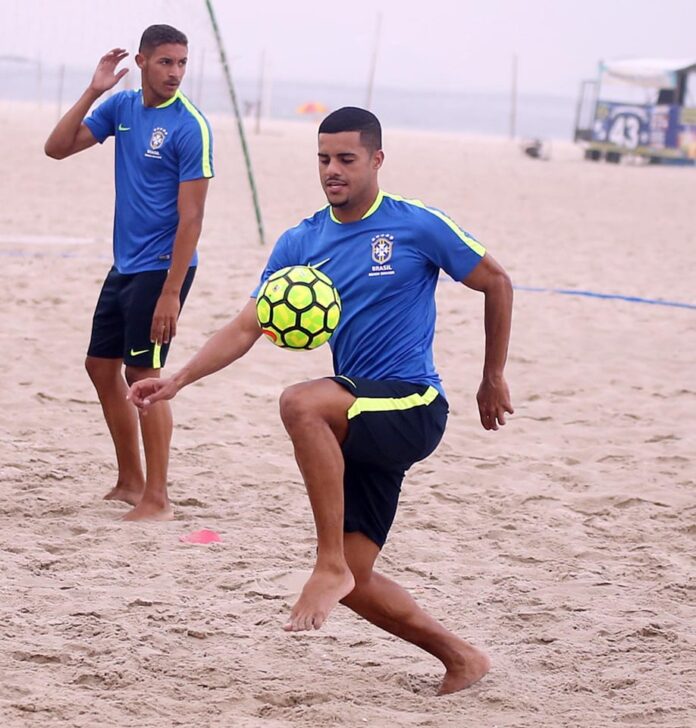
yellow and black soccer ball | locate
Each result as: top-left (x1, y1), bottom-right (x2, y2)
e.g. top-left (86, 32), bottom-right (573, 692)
top-left (256, 266), bottom-right (342, 350)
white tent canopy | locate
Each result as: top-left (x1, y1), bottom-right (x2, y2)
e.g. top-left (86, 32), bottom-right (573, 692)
top-left (600, 58), bottom-right (696, 88)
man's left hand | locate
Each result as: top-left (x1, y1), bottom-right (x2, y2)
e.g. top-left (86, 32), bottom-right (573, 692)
top-left (151, 291), bottom-right (180, 344)
top-left (476, 375), bottom-right (514, 431)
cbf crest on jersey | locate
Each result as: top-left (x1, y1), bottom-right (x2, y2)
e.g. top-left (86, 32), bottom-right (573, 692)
top-left (145, 127), bottom-right (168, 159)
top-left (369, 234), bottom-right (396, 277)
top-left (371, 234), bottom-right (394, 264)
top-left (150, 127), bottom-right (168, 149)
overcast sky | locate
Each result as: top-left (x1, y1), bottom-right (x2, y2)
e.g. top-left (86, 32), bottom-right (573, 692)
top-left (2, 0), bottom-right (695, 97)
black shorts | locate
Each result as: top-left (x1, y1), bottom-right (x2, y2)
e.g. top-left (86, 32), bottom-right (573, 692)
top-left (87, 266), bottom-right (196, 368)
top-left (331, 376), bottom-right (449, 548)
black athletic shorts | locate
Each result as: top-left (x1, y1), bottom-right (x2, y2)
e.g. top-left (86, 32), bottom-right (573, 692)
top-left (87, 266), bottom-right (196, 369)
top-left (331, 375), bottom-right (449, 548)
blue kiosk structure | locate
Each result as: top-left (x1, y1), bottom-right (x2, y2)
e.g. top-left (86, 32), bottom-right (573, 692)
top-left (574, 58), bottom-right (696, 164)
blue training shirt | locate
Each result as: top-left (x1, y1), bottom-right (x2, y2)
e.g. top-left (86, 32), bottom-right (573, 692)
top-left (84, 89), bottom-right (214, 274)
top-left (252, 191), bottom-right (485, 396)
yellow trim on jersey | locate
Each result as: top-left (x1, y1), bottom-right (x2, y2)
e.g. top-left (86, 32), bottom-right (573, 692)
top-left (382, 192), bottom-right (486, 256)
top-left (329, 189), bottom-right (384, 224)
top-left (178, 92), bottom-right (213, 178)
top-left (362, 189), bottom-right (384, 218)
top-left (156, 89), bottom-right (181, 109)
top-left (153, 343), bottom-right (162, 369)
top-left (347, 385), bottom-right (439, 420)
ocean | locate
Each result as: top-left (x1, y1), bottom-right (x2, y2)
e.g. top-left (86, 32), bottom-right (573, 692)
top-left (0, 61), bottom-right (577, 141)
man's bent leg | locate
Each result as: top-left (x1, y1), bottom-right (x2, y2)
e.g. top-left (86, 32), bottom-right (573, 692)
top-left (341, 532), bottom-right (490, 695)
top-left (121, 366), bottom-right (174, 522)
top-left (85, 356), bottom-right (145, 505)
top-left (279, 379), bottom-right (357, 631)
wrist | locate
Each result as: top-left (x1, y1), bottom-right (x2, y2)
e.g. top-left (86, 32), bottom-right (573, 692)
top-left (85, 85), bottom-right (104, 101)
top-left (482, 370), bottom-right (504, 384)
top-left (170, 370), bottom-right (188, 390)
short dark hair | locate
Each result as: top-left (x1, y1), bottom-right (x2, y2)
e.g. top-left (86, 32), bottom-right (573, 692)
top-left (318, 106), bottom-right (382, 152)
top-left (139, 24), bottom-right (188, 54)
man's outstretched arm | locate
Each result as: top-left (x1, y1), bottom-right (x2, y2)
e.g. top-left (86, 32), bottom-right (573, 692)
top-left (461, 252), bottom-right (514, 430)
top-left (128, 298), bottom-right (263, 410)
top-left (44, 48), bottom-right (129, 159)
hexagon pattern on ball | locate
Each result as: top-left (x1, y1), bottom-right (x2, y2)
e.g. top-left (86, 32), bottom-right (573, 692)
top-left (256, 266), bottom-right (342, 350)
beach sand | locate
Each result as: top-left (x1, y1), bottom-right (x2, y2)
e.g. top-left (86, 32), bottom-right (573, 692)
top-left (1, 102), bottom-right (694, 727)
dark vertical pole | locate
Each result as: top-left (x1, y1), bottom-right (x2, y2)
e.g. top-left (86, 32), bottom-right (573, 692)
top-left (509, 53), bottom-right (518, 140)
top-left (195, 47), bottom-right (206, 105)
top-left (204, 0), bottom-right (265, 245)
top-left (56, 63), bottom-right (65, 121)
top-left (255, 50), bottom-right (265, 135)
top-left (37, 56), bottom-right (43, 109)
top-left (365, 13), bottom-right (382, 110)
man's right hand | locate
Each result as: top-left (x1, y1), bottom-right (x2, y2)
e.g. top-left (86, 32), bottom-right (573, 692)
top-left (90, 48), bottom-right (129, 95)
top-left (127, 377), bottom-right (179, 411)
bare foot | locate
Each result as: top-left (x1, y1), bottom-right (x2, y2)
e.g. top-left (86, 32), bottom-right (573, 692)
top-left (121, 498), bottom-right (173, 522)
top-left (437, 644), bottom-right (491, 695)
top-left (283, 566), bottom-right (355, 631)
top-left (103, 486), bottom-right (144, 506)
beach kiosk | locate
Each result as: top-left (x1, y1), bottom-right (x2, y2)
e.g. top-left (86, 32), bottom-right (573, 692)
top-left (574, 58), bottom-right (696, 164)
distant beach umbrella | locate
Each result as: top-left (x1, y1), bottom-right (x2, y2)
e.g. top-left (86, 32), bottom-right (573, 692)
top-left (296, 101), bottom-right (328, 115)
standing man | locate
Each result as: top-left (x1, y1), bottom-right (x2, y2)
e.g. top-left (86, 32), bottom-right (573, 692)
top-left (128, 107), bottom-right (512, 694)
top-left (44, 25), bottom-right (214, 521)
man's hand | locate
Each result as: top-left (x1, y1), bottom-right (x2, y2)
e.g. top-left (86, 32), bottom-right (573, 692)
top-left (127, 377), bottom-right (179, 411)
top-left (90, 48), bottom-right (129, 95)
top-left (151, 291), bottom-right (181, 345)
top-left (476, 375), bottom-right (514, 431)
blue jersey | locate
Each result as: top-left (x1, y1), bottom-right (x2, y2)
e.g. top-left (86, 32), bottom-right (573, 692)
top-left (84, 89), bottom-right (214, 274)
top-left (253, 191), bottom-right (485, 395)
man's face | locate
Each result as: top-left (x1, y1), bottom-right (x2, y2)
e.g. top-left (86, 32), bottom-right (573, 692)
top-left (318, 131), bottom-right (383, 209)
top-left (137, 43), bottom-right (188, 101)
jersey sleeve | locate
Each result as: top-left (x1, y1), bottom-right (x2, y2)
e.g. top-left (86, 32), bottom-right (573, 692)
top-left (83, 93), bottom-right (119, 143)
top-left (176, 115), bottom-right (214, 182)
top-left (419, 207), bottom-right (486, 281)
top-left (250, 231), bottom-right (296, 297)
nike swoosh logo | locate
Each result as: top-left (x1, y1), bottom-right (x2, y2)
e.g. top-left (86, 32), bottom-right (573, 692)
top-left (130, 348), bottom-right (149, 356)
top-left (118, 124), bottom-right (131, 132)
top-left (308, 257), bottom-right (331, 269)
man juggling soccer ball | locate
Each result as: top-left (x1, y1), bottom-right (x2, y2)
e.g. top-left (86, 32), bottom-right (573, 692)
top-left (129, 107), bottom-right (513, 695)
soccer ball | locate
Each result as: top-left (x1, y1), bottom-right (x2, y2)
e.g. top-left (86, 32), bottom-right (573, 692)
top-left (256, 266), bottom-right (342, 349)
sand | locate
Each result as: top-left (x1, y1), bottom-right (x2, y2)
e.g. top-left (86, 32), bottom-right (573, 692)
top-left (1, 101), bottom-right (695, 727)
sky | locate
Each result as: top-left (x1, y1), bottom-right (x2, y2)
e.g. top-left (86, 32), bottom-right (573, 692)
top-left (1, 0), bottom-right (695, 97)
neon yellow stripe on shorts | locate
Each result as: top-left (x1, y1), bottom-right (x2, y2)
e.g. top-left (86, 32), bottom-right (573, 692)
top-left (347, 385), bottom-right (439, 420)
top-left (153, 343), bottom-right (162, 369)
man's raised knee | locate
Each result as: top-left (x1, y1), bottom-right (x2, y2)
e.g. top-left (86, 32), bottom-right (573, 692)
top-left (280, 379), bottom-right (353, 440)
top-left (279, 382), bottom-right (311, 430)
